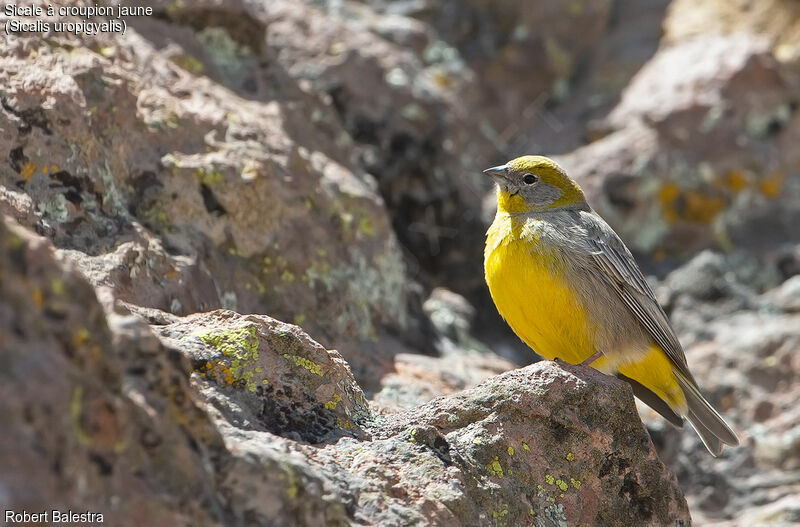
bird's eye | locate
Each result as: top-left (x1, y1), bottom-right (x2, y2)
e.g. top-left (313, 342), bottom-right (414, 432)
top-left (523, 173), bottom-right (538, 185)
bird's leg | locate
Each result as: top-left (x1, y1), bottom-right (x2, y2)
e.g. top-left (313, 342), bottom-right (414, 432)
top-left (578, 351), bottom-right (604, 367)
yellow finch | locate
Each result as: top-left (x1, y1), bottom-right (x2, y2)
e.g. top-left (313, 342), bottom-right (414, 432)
top-left (483, 155), bottom-right (738, 455)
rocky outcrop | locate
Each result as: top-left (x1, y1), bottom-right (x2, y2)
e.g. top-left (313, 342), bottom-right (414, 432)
top-left (4, 0), bottom-right (800, 524)
top-left (645, 250), bottom-right (800, 526)
top-left (559, 33), bottom-right (800, 265)
top-left (1, 216), bottom-right (689, 525)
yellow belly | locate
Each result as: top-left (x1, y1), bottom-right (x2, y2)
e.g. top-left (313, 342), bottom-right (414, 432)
top-left (484, 215), bottom-right (686, 413)
top-left (484, 230), bottom-right (597, 363)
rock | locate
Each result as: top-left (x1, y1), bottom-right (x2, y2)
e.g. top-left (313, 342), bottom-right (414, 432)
top-left (559, 33), bottom-right (800, 266)
top-left (1, 215), bottom-right (689, 526)
top-left (5, 0), bottom-right (800, 524)
top-left (663, 0), bottom-right (800, 66)
top-left (0, 216), bottom-right (226, 525)
top-left (640, 254), bottom-right (800, 522)
top-left (0, 4), bottom-right (415, 390)
top-left (765, 274), bottom-right (800, 313)
top-left (153, 310), bottom-right (371, 442)
top-left (370, 361), bottom-right (690, 526)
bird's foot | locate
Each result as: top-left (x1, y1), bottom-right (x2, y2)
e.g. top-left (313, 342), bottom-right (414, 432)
top-left (552, 352), bottom-right (604, 377)
top-left (578, 351), bottom-right (604, 367)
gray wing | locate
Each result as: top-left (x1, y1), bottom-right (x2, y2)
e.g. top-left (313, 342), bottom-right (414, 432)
top-left (579, 211), bottom-right (694, 381)
top-left (578, 211), bottom-right (739, 452)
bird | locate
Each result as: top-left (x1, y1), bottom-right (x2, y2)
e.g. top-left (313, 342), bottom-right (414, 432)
top-left (483, 155), bottom-right (739, 455)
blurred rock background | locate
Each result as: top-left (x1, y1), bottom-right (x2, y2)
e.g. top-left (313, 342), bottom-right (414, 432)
top-left (1, 0), bottom-right (799, 525)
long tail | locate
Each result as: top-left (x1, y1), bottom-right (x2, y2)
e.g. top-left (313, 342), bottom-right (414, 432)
top-left (675, 372), bottom-right (739, 456)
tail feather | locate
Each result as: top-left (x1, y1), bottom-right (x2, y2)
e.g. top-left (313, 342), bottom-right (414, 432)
top-left (676, 373), bottom-right (739, 456)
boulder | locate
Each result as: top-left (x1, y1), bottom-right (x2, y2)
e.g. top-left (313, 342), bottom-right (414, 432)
top-left (0, 216), bottom-right (689, 526)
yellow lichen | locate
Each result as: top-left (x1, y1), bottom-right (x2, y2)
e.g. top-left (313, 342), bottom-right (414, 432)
top-left (556, 479), bottom-right (568, 491)
top-left (193, 169), bottom-right (224, 185)
top-left (487, 457), bottom-right (504, 478)
top-left (323, 393), bottom-right (342, 410)
top-left (522, 441), bottom-right (530, 451)
top-left (545, 474), bottom-right (555, 485)
top-left (32, 288), bottom-right (44, 308)
top-left (570, 477), bottom-right (581, 489)
top-left (684, 190), bottom-right (726, 224)
top-left (198, 325), bottom-right (261, 392)
top-left (565, 452), bottom-right (575, 462)
top-left (72, 328), bottom-right (90, 348)
top-left (758, 171), bottom-right (784, 198)
top-left (720, 170), bottom-right (748, 193)
top-left (21, 162), bottom-right (36, 180)
top-left (51, 278), bottom-right (65, 295)
top-left (659, 182), bottom-right (727, 224)
top-left (507, 446), bottom-right (515, 456)
top-left (491, 504), bottom-right (508, 520)
top-left (283, 354), bottom-right (323, 376)
top-left (658, 182), bottom-right (681, 223)
top-left (358, 216), bottom-right (375, 236)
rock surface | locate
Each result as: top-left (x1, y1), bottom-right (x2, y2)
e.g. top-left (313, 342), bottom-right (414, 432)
top-left (3, 0), bottom-right (800, 524)
top-left (1, 216), bottom-right (689, 526)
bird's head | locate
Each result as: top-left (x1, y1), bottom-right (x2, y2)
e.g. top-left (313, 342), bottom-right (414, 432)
top-left (484, 155), bottom-right (588, 214)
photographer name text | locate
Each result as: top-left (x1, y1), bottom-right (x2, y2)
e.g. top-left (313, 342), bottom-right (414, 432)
top-left (5, 509), bottom-right (104, 524)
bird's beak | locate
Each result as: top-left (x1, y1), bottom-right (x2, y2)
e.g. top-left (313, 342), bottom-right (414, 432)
top-left (483, 164), bottom-right (508, 184)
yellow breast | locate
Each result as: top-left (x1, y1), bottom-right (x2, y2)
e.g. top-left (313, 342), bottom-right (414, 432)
top-left (484, 213), bottom-right (597, 363)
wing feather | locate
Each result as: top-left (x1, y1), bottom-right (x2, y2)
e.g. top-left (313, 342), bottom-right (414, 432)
top-left (580, 211), bottom-right (694, 381)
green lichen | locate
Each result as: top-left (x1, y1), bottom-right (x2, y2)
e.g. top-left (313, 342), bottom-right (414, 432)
top-left (283, 463), bottom-right (300, 500)
top-left (487, 456), bottom-right (504, 478)
top-left (172, 54), bottom-right (204, 73)
top-left (491, 504), bottom-right (509, 522)
top-left (194, 169), bottom-right (225, 186)
top-left (70, 385), bottom-right (89, 444)
top-left (507, 446), bottom-right (515, 456)
top-left (336, 417), bottom-right (353, 429)
top-left (51, 278), bottom-right (64, 295)
top-left (409, 428), bottom-right (418, 442)
top-left (198, 325), bottom-right (261, 392)
top-left (545, 474), bottom-right (555, 485)
top-left (358, 216), bottom-right (375, 236)
top-left (283, 354), bottom-right (323, 376)
top-left (522, 441), bottom-right (530, 451)
top-left (324, 393), bottom-right (342, 411)
top-left (570, 477), bottom-right (581, 489)
top-left (556, 479), bottom-right (568, 492)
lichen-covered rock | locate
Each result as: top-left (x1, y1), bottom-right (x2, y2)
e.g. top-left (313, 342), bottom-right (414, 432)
top-left (0, 216), bottom-right (227, 524)
top-left (0, 215), bottom-right (689, 526)
top-left (374, 361), bottom-right (690, 526)
top-left (559, 33), bottom-right (800, 264)
top-left (0, 1), bottom-right (414, 390)
top-left (153, 310), bottom-right (371, 442)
